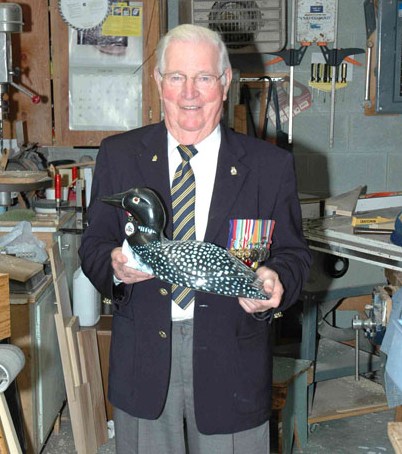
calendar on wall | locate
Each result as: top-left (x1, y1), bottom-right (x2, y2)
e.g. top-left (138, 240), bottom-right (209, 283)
top-left (68, 2), bottom-right (143, 131)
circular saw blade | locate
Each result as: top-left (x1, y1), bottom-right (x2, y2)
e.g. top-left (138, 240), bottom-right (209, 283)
top-left (58, 0), bottom-right (110, 31)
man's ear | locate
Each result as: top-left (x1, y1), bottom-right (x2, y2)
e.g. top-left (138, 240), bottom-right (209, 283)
top-left (223, 68), bottom-right (233, 101)
top-left (154, 68), bottom-right (163, 96)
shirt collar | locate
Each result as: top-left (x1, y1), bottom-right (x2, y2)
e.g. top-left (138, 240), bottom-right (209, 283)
top-left (168, 124), bottom-right (221, 157)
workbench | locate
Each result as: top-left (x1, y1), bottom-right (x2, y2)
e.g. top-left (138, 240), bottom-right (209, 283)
top-left (303, 216), bottom-right (402, 272)
top-left (299, 215), bottom-right (402, 421)
top-left (301, 215), bottom-right (402, 366)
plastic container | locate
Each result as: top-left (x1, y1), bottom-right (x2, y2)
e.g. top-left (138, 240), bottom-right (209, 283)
top-left (73, 267), bottom-right (101, 326)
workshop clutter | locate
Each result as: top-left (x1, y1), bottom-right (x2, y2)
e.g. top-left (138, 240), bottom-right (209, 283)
top-left (0, 221), bottom-right (48, 263)
top-left (49, 243), bottom-right (109, 453)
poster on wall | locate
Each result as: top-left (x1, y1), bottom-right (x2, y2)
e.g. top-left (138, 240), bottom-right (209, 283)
top-left (68, 2), bottom-right (143, 131)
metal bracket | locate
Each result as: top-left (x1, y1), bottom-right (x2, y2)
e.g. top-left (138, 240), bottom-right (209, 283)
top-left (267, 45), bottom-right (309, 67)
top-left (319, 46), bottom-right (365, 67)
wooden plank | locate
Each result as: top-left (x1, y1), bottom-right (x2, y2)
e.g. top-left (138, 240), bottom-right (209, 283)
top-left (0, 256), bottom-right (43, 283)
top-left (141, 0), bottom-right (161, 126)
top-left (65, 316), bottom-right (82, 387)
top-left (54, 312), bottom-right (76, 403)
top-left (70, 383), bottom-right (97, 454)
top-left (51, 239), bottom-right (98, 453)
top-left (2, 0), bottom-right (53, 145)
top-left (388, 422), bottom-right (402, 453)
top-left (49, 242), bottom-right (72, 318)
top-left (396, 406), bottom-right (402, 422)
top-left (54, 272), bottom-right (72, 318)
top-left (0, 393), bottom-right (23, 453)
top-left (0, 421), bottom-right (9, 454)
top-left (336, 295), bottom-right (372, 311)
top-left (54, 313), bottom-right (98, 453)
top-left (48, 242), bottom-right (64, 283)
top-left (234, 104), bottom-right (247, 134)
top-left (0, 274), bottom-right (10, 341)
top-left (77, 329), bottom-right (108, 447)
top-left (0, 171), bottom-right (50, 184)
top-left (95, 316), bottom-right (113, 421)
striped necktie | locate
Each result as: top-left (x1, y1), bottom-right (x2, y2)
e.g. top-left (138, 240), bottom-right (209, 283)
top-left (171, 144), bottom-right (198, 309)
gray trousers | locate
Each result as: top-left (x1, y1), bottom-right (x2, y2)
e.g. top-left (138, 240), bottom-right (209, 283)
top-left (114, 319), bottom-right (270, 454)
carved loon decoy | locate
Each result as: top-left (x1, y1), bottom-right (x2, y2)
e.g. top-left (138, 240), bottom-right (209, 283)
top-left (101, 187), bottom-right (269, 300)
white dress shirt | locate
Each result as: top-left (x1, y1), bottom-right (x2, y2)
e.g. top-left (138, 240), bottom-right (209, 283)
top-left (168, 125), bottom-right (221, 320)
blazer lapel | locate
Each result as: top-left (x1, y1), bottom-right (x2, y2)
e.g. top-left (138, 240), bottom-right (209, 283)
top-left (134, 122), bottom-right (174, 238)
top-left (205, 126), bottom-right (250, 243)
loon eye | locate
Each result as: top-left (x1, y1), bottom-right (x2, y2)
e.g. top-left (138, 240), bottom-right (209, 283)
top-left (132, 196), bottom-right (140, 205)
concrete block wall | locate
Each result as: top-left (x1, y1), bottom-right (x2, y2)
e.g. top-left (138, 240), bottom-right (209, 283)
top-left (287, 0), bottom-right (401, 197)
top-left (169, 0), bottom-right (402, 198)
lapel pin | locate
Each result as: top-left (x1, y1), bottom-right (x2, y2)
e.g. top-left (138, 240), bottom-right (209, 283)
top-left (230, 166), bottom-right (237, 176)
top-left (152, 154), bottom-right (158, 162)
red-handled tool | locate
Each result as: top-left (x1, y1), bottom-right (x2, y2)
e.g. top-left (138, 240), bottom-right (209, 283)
top-left (55, 174), bottom-right (62, 215)
top-left (9, 81), bottom-right (41, 103)
top-left (71, 166), bottom-right (78, 185)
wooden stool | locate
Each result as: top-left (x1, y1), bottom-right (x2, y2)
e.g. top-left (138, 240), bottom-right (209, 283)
top-left (272, 357), bottom-right (313, 454)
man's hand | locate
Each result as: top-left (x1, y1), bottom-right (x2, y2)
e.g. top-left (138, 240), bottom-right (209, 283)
top-left (238, 266), bottom-right (283, 314)
top-left (111, 247), bottom-right (154, 284)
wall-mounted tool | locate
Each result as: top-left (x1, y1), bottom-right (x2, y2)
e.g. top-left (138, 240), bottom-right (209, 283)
top-left (309, 61), bottom-right (348, 96)
top-left (0, 4), bottom-right (41, 152)
top-left (363, 0), bottom-right (376, 106)
top-left (265, 0), bottom-right (309, 144)
top-left (0, 4), bottom-right (45, 208)
top-left (58, 0), bottom-right (110, 31)
top-left (267, 0), bottom-right (364, 147)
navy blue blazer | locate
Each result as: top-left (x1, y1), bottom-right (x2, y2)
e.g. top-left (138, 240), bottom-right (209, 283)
top-left (79, 121), bottom-right (311, 435)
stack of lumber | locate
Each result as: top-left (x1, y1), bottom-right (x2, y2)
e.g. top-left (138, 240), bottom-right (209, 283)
top-left (388, 422), bottom-right (402, 453)
top-left (49, 243), bottom-right (108, 453)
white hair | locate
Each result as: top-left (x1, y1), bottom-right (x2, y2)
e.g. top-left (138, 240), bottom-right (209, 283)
top-left (155, 24), bottom-right (231, 85)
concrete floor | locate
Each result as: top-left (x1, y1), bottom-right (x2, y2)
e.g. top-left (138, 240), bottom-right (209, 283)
top-left (40, 405), bottom-right (396, 454)
top-left (294, 409), bottom-right (396, 454)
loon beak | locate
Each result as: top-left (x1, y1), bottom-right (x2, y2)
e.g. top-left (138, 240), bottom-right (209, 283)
top-left (100, 193), bottom-right (125, 209)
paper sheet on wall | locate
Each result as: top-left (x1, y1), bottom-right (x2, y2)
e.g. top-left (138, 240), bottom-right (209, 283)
top-left (68, 2), bottom-right (143, 131)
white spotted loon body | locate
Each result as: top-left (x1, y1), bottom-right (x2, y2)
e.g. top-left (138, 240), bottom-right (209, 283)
top-left (101, 187), bottom-right (269, 300)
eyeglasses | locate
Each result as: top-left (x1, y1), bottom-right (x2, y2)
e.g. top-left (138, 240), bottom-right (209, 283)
top-left (159, 72), bottom-right (225, 89)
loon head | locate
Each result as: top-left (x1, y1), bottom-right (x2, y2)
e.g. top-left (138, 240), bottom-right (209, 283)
top-left (101, 187), bottom-right (167, 244)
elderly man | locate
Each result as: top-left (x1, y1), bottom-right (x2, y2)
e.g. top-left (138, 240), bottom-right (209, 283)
top-left (79, 24), bottom-right (311, 453)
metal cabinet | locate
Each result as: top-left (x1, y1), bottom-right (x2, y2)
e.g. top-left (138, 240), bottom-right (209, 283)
top-left (10, 277), bottom-right (65, 454)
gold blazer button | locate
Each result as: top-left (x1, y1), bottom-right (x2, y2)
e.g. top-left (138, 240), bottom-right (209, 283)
top-left (159, 288), bottom-right (168, 296)
top-left (159, 330), bottom-right (167, 339)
